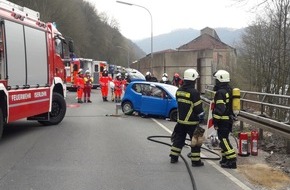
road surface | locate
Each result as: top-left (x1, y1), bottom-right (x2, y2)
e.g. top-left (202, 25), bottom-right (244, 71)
top-left (0, 89), bottom-right (258, 190)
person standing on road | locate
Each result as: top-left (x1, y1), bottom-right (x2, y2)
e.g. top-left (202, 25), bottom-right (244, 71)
top-left (145, 71), bottom-right (158, 82)
top-left (160, 73), bottom-right (171, 84)
top-left (172, 73), bottom-right (183, 87)
top-left (113, 73), bottom-right (123, 103)
top-left (76, 69), bottom-right (84, 103)
top-left (124, 73), bottom-right (131, 89)
top-left (212, 70), bottom-right (237, 169)
top-left (83, 70), bottom-right (93, 103)
top-left (99, 70), bottom-right (112, 102)
top-left (169, 69), bottom-right (205, 167)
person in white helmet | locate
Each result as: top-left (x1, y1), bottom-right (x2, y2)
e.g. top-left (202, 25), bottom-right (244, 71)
top-left (160, 73), bottom-right (171, 84)
top-left (169, 68), bottom-right (205, 167)
top-left (113, 73), bottom-right (123, 103)
top-left (83, 70), bottom-right (93, 103)
top-left (145, 71), bottom-right (158, 82)
top-left (212, 70), bottom-right (237, 169)
top-left (145, 71), bottom-right (152, 81)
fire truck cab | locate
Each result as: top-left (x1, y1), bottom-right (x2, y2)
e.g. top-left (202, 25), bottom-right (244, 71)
top-left (0, 0), bottom-right (74, 138)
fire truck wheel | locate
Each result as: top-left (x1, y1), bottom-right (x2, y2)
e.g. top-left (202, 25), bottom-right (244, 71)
top-left (0, 108), bottom-right (3, 139)
top-left (38, 92), bottom-right (66, 126)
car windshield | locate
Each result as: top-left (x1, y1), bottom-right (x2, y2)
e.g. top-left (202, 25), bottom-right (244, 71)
top-left (160, 84), bottom-right (178, 97)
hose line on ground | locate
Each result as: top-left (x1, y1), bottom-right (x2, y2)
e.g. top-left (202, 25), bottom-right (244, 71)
top-left (147, 135), bottom-right (222, 190)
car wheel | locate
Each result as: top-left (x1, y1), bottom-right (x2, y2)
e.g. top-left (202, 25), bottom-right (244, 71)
top-left (122, 101), bottom-right (134, 115)
top-left (169, 109), bottom-right (177, 122)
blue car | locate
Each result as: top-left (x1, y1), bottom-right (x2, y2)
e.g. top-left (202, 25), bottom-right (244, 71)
top-left (121, 81), bottom-right (178, 121)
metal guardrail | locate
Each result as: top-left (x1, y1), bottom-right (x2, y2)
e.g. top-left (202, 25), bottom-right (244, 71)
top-left (202, 88), bottom-right (290, 140)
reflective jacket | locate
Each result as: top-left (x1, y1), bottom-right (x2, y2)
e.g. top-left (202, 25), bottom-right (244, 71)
top-left (176, 82), bottom-right (203, 125)
top-left (213, 83), bottom-right (233, 123)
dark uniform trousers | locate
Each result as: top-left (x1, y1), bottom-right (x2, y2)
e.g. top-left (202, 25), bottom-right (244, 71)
top-left (217, 121), bottom-right (236, 160)
top-left (170, 123), bottom-right (201, 162)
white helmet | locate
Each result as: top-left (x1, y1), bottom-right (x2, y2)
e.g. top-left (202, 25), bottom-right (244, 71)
top-left (85, 70), bottom-right (90, 74)
top-left (162, 73), bottom-right (168, 77)
top-left (162, 76), bottom-right (168, 82)
top-left (146, 71), bottom-right (151, 76)
top-left (183, 69), bottom-right (199, 81)
top-left (213, 70), bottom-right (230, 82)
top-left (116, 73), bottom-right (122, 77)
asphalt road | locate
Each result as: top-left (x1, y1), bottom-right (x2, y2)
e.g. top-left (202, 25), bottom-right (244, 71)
top-left (0, 89), bottom-right (258, 190)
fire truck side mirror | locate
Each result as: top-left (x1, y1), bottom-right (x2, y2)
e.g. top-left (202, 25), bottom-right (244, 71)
top-left (68, 40), bottom-right (74, 53)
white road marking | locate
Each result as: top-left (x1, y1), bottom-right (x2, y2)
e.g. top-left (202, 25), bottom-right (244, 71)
top-left (151, 118), bottom-right (253, 190)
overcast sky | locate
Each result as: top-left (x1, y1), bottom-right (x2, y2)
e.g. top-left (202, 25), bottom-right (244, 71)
top-left (85, 0), bottom-right (260, 40)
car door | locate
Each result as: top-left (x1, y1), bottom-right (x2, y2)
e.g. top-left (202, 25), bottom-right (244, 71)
top-left (140, 84), bottom-right (167, 116)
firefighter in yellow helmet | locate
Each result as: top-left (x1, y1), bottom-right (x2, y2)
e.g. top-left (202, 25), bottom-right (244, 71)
top-left (169, 68), bottom-right (205, 167)
top-left (213, 70), bottom-right (237, 169)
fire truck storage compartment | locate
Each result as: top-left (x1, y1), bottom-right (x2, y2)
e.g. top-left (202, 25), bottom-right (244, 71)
top-left (4, 19), bottom-right (48, 89)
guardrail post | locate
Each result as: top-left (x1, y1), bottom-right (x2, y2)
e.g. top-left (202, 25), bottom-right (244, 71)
top-left (239, 120), bottom-right (244, 131)
top-left (258, 128), bottom-right (263, 140)
top-left (287, 140), bottom-right (290, 154)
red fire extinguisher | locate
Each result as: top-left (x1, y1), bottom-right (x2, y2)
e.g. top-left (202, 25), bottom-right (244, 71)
top-left (251, 130), bottom-right (259, 156)
top-left (238, 132), bottom-right (250, 156)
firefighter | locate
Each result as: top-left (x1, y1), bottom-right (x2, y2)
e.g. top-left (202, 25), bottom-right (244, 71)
top-left (172, 73), bottom-right (183, 87)
top-left (123, 73), bottom-right (131, 92)
top-left (169, 69), bottom-right (205, 167)
top-left (99, 69), bottom-right (112, 101)
top-left (113, 73), bottom-right (123, 103)
top-left (145, 71), bottom-right (158, 82)
top-left (76, 69), bottom-right (84, 103)
top-left (212, 70), bottom-right (237, 169)
top-left (83, 70), bottom-right (93, 103)
top-left (160, 73), bottom-right (171, 84)
top-left (145, 71), bottom-right (152, 81)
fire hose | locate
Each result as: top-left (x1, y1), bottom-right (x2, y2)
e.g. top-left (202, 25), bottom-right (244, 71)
top-left (147, 134), bottom-right (221, 190)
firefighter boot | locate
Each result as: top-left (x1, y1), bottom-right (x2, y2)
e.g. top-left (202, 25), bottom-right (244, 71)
top-left (102, 97), bottom-right (106, 102)
top-left (192, 160), bottom-right (204, 167)
top-left (88, 99), bottom-right (92, 103)
top-left (219, 156), bottom-right (227, 164)
top-left (170, 155), bottom-right (178, 163)
top-left (104, 97), bottom-right (108, 102)
top-left (221, 159), bottom-right (237, 169)
top-left (78, 98), bottom-right (83, 103)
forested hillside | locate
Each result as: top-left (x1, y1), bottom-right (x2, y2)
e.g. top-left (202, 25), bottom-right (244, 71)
top-left (10, 0), bottom-right (145, 67)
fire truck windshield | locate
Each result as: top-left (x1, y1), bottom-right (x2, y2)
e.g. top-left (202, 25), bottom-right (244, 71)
top-left (55, 38), bottom-right (62, 55)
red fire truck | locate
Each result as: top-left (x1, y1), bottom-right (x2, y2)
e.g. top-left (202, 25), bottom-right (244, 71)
top-left (0, 0), bottom-right (74, 138)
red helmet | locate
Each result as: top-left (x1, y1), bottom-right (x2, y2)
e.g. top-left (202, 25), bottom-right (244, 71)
top-left (174, 73), bottom-right (179, 78)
